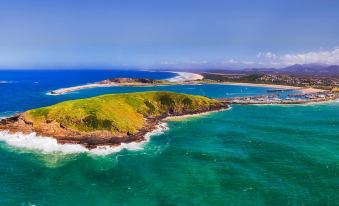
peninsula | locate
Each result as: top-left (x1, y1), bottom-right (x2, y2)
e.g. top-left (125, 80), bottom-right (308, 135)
top-left (0, 91), bottom-right (227, 148)
top-left (49, 78), bottom-right (169, 95)
top-left (49, 72), bottom-right (203, 95)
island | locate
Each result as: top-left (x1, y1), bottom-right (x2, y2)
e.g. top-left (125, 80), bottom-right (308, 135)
top-left (0, 91), bottom-right (227, 148)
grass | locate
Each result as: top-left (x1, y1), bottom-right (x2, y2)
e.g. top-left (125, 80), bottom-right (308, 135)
top-left (24, 91), bottom-right (220, 134)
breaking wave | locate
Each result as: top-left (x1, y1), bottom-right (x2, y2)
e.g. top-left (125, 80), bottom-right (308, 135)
top-left (0, 123), bottom-right (169, 155)
top-left (0, 81), bottom-right (16, 84)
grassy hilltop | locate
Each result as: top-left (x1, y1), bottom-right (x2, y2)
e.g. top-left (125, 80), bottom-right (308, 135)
top-left (24, 91), bottom-right (222, 135)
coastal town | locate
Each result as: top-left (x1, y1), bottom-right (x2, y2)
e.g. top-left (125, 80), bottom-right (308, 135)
top-left (201, 72), bottom-right (339, 91)
top-left (194, 71), bottom-right (339, 104)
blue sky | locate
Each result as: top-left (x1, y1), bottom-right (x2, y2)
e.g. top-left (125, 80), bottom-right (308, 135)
top-left (0, 0), bottom-right (339, 69)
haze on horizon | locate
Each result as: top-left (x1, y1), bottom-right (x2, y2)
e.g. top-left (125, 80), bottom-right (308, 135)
top-left (1, 0), bottom-right (339, 69)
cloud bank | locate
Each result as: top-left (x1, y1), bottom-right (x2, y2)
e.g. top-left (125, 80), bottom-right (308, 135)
top-left (157, 48), bottom-right (339, 70)
top-left (257, 48), bottom-right (339, 66)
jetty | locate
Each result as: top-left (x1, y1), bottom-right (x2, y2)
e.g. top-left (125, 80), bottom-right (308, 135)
top-left (267, 89), bottom-right (295, 92)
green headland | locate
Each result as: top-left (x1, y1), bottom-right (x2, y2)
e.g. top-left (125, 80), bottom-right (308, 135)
top-left (0, 91), bottom-right (227, 147)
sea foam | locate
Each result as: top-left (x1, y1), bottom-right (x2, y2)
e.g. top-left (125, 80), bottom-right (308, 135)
top-left (0, 123), bottom-right (169, 155)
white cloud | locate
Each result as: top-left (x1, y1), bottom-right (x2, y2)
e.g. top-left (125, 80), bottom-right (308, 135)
top-left (158, 48), bottom-right (339, 69)
top-left (256, 48), bottom-right (339, 66)
top-left (257, 52), bottom-right (277, 60)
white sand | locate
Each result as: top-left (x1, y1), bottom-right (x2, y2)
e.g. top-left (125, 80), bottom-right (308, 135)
top-left (167, 72), bottom-right (203, 82)
top-left (48, 83), bottom-right (118, 95)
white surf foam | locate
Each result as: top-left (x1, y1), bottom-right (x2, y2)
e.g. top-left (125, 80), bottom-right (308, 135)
top-left (0, 131), bottom-right (88, 154)
top-left (0, 81), bottom-right (16, 84)
top-left (144, 122), bottom-right (169, 140)
top-left (0, 123), bottom-right (169, 155)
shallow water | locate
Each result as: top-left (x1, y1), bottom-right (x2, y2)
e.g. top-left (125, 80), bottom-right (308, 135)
top-left (0, 70), bottom-right (338, 205)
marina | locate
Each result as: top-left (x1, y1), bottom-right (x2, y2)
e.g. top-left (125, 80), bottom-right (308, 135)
top-left (217, 91), bottom-right (339, 105)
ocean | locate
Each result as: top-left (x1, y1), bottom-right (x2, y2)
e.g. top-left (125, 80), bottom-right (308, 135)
top-left (0, 70), bottom-right (338, 205)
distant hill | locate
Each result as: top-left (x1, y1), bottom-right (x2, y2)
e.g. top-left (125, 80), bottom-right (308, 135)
top-left (279, 64), bottom-right (339, 75)
top-left (203, 64), bottom-right (339, 76)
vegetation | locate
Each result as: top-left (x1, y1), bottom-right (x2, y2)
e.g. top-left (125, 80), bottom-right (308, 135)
top-left (24, 91), bottom-right (221, 135)
top-left (107, 78), bottom-right (169, 84)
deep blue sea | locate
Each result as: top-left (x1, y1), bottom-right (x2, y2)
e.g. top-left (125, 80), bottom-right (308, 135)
top-left (0, 70), bottom-right (338, 205)
top-left (0, 69), bottom-right (288, 116)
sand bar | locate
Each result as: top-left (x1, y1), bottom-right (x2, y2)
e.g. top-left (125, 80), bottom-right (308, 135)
top-left (49, 83), bottom-right (118, 95)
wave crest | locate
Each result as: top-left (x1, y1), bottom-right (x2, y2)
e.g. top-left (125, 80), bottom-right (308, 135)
top-left (0, 81), bottom-right (16, 84)
top-left (0, 123), bottom-right (169, 155)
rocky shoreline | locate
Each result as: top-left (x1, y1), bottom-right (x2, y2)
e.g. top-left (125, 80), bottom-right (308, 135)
top-left (0, 104), bottom-right (228, 149)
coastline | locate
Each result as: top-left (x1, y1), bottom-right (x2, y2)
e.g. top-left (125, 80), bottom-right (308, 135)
top-left (0, 106), bottom-right (231, 155)
top-left (0, 122), bottom-right (170, 155)
top-left (48, 71), bottom-right (325, 96)
top-left (0, 109), bottom-right (224, 154)
top-left (0, 102), bottom-right (228, 150)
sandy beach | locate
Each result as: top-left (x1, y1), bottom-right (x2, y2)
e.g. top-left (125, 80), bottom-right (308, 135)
top-left (166, 72), bottom-right (204, 82)
top-left (48, 82), bottom-right (118, 95)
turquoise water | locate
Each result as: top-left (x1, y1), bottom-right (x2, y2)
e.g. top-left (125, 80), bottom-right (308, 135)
top-left (1, 103), bottom-right (338, 205)
top-left (0, 70), bottom-right (338, 205)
